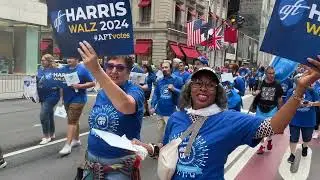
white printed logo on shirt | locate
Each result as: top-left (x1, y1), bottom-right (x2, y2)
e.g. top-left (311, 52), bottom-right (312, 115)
top-left (170, 134), bottom-right (209, 178)
top-left (89, 105), bottom-right (120, 132)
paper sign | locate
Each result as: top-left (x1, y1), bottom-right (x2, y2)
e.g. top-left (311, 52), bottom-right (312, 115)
top-left (130, 72), bottom-right (146, 85)
top-left (64, 72), bottom-right (80, 86)
top-left (260, 0), bottom-right (320, 64)
top-left (221, 73), bottom-right (234, 83)
top-left (92, 128), bottom-right (137, 152)
top-left (23, 76), bottom-right (39, 103)
top-left (47, 0), bottom-right (134, 57)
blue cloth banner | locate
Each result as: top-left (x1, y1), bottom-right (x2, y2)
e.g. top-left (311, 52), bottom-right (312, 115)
top-left (47, 0), bottom-right (134, 57)
top-left (270, 56), bottom-right (299, 82)
top-left (260, 0), bottom-right (320, 64)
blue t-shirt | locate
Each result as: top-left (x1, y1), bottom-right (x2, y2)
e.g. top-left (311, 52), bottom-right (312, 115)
top-left (151, 75), bottom-right (183, 116)
top-left (174, 71), bottom-right (191, 84)
top-left (287, 88), bottom-right (319, 127)
top-left (234, 76), bottom-right (245, 96)
top-left (131, 65), bottom-right (144, 73)
top-left (59, 64), bottom-right (94, 104)
top-left (37, 67), bottom-right (60, 104)
top-left (238, 68), bottom-right (249, 77)
top-left (163, 111), bottom-right (264, 180)
top-left (281, 78), bottom-right (293, 98)
top-left (248, 76), bottom-right (255, 85)
top-left (88, 81), bottom-right (144, 158)
top-left (227, 89), bottom-right (242, 111)
top-left (145, 72), bottom-right (156, 92)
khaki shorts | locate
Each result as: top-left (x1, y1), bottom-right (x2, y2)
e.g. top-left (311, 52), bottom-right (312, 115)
top-left (64, 103), bottom-right (85, 125)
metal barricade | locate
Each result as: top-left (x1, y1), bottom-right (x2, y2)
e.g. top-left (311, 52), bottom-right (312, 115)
top-left (0, 74), bottom-right (25, 100)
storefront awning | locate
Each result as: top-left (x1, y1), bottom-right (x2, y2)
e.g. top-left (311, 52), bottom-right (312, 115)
top-left (170, 44), bottom-right (184, 59)
top-left (180, 46), bottom-right (200, 59)
top-left (138, 0), bottom-right (151, 8)
top-left (135, 40), bottom-right (152, 55)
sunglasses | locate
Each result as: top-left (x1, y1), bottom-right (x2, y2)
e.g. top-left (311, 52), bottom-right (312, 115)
top-left (105, 63), bottom-right (128, 72)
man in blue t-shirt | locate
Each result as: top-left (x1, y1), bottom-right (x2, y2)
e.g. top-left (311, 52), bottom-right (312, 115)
top-left (174, 62), bottom-right (191, 84)
top-left (58, 57), bottom-right (95, 156)
top-left (151, 61), bottom-right (183, 142)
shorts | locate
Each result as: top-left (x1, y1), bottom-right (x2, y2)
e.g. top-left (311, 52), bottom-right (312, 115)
top-left (289, 125), bottom-right (313, 143)
top-left (64, 103), bottom-right (85, 125)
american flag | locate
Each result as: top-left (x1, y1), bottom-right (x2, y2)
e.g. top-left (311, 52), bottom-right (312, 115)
top-left (187, 19), bottom-right (203, 47)
top-left (208, 26), bottom-right (224, 50)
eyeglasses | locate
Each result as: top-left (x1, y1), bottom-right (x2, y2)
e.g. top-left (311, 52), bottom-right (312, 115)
top-left (191, 80), bottom-right (217, 91)
top-left (105, 63), bottom-right (127, 72)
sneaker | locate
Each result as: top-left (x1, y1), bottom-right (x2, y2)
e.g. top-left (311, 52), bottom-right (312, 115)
top-left (0, 158), bottom-right (7, 169)
top-left (267, 140), bottom-right (273, 150)
top-left (59, 144), bottom-right (72, 156)
top-left (39, 138), bottom-right (51, 145)
top-left (257, 145), bottom-right (265, 155)
top-left (51, 134), bottom-right (56, 140)
top-left (71, 140), bottom-right (81, 148)
top-left (312, 132), bottom-right (319, 139)
top-left (287, 153), bottom-right (295, 164)
top-left (302, 145), bottom-right (308, 157)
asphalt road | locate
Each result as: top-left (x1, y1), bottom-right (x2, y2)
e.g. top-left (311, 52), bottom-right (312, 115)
top-left (1, 94), bottom-right (320, 180)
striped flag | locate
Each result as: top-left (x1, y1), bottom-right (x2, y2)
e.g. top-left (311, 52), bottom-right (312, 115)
top-left (187, 19), bottom-right (203, 47)
top-left (208, 26), bottom-right (224, 50)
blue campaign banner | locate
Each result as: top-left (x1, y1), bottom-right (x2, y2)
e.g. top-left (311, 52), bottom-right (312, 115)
top-left (260, 0), bottom-right (320, 64)
top-left (270, 56), bottom-right (299, 82)
top-left (47, 0), bottom-right (134, 58)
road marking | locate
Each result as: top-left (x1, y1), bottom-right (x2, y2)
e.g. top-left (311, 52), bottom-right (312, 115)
top-left (278, 145), bottom-right (312, 180)
top-left (225, 145), bottom-right (259, 180)
top-left (3, 132), bottom-right (89, 158)
top-left (33, 124), bottom-right (41, 127)
top-left (225, 145), bottom-right (248, 169)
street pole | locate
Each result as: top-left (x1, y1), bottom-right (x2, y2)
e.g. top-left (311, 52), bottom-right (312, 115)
top-left (235, 30), bottom-right (239, 65)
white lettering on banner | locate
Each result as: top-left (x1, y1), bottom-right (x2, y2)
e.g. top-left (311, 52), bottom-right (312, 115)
top-left (54, 10), bottom-right (66, 32)
top-left (64, 2), bottom-right (127, 23)
top-left (309, 4), bottom-right (320, 21)
top-left (279, 0), bottom-right (310, 21)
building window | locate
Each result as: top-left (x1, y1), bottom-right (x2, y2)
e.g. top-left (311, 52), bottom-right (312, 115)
top-left (175, 6), bottom-right (182, 25)
top-left (141, 7), bottom-right (151, 22)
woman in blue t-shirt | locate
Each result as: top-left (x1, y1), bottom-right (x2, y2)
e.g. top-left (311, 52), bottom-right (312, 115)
top-left (286, 75), bottom-right (320, 163)
top-left (131, 55), bottom-right (320, 180)
top-left (37, 54), bottom-right (61, 145)
top-left (139, 64), bottom-right (156, 116)
top-left (78, 42), bottom-right (145, 180)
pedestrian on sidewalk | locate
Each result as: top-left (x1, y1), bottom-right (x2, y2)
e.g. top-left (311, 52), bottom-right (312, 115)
top-left (253, 66), bottom-right (284, 154)
top-left (132, 56), bottom-right (320, 179)
top-left (59, 57), bottom-right (95, 156)
top-left (150, 61), bottom-right (183, 142)
top-left (37, 54), bottom-right (61, 145)
top-left (0, 146), bottom-right (7, 169)
top-left (287, 74), bottom-right (320, 163)
top-left (78, 43), bottom-right (145, 180)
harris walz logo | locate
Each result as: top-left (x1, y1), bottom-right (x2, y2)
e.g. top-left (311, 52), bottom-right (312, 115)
top-left (278, 0), bottom-right (310, 26)
top-left (50, 10), bottom-right (67, 34)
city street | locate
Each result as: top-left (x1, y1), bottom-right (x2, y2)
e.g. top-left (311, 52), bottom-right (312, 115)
top-left (1, 94), bottom-right (320, 180)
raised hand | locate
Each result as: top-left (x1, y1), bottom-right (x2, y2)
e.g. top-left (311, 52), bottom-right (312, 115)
top-left (77, 41), bottom-right (101, 74)
top-left (297, 55), bottom-right (320, 89)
